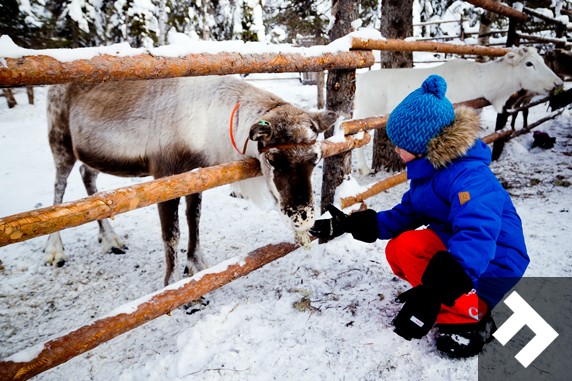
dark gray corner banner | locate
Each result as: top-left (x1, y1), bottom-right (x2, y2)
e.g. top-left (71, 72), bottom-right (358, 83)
top-left (478, 277), bottom-right (572, 381)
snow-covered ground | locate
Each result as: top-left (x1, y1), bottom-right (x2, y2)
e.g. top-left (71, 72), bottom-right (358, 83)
top-left (1, 71), bottom-right (572, 381)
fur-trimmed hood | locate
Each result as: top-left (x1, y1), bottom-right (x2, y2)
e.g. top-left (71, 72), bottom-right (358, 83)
top-left (426, 106), bottom-right (483, 168)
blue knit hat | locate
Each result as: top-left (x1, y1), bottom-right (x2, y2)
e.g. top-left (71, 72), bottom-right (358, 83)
top-left (386, 75), bottom-right (455, 155)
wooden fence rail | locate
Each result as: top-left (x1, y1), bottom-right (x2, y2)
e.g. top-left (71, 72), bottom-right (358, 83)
top-left (1, 37), bottom-right (516, 89)
top-left (0, 239), bottom-right (314, 381)
top-left (351, 38), bottom-right (511, 56)
top-left (0, 50), bottom-right (374, 88)
top-left (464, 0), bottom-right (527, 21)
top-left (0, 133), bottom-right (370, 247)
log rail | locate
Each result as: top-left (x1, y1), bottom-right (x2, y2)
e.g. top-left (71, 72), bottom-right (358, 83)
top-left (0, 239), bottom-right (313, 381)
top-left (0, 50), bottom-right (375, 88)
top-left (0, 38), bottom-right (516, 88)
top-left (0, 133), bottom-right (371, 247)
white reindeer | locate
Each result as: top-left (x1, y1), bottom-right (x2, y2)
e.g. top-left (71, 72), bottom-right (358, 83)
top-left (354, 46), bottom-right (563, 174)
top-left (45, 76), bottom-right (336, 286)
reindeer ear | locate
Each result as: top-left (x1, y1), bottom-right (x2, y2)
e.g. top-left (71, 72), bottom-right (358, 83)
top-left (505, 52), bottom-right (518, 65)
top-left (313, 110), bottom-right (338, 133)
top-left (250, 120), bottom-right (273, 141)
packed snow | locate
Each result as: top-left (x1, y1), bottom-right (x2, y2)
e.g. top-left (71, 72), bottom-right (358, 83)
top-left (1, 66), bottom-right (572, 380)
top-left (0, 28), bottom-right (384, 62)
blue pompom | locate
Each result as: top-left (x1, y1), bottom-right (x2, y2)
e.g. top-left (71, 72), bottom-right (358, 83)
top-left (422, 75), bottom-right (447, 99)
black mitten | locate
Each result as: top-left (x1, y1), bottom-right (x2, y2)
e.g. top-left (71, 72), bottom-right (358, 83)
top-left (309, 204), bottom-right (380, 243)
top-left (392, 251), bottom-right (473, 340)
top-left (392, 286), bottom-right (442, 340)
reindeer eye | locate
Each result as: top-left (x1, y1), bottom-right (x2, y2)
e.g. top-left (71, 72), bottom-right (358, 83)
top-left (526, 61), bottom-right (533, 67)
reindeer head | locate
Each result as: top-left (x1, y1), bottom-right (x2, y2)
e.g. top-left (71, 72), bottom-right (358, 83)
top-left (250, 105), bottom-right (337, 231)
top-left (505, 46), bottom-right (563, 94)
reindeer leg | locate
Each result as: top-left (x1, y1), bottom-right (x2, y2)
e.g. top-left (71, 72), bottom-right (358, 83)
top-left (356, 146), bottom-right (374, 175)
top-left (79, 164), bottom-right (126, 254)
top-left (184, 192), bottom-right (208, 276)
top-left (44, 158), bottom-right (75, 267)
top-left (157, 198), bottom-right (181, 286)
top-left (44, 106), bottom-right (76, 267)
top-left (183, 192), bottom-right (209, 314)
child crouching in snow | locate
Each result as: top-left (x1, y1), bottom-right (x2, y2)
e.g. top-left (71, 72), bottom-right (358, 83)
top-left (309, 75), bottom-right (530, 358)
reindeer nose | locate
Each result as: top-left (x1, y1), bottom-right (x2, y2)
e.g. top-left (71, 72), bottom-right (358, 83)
top-left (293, 213), bottom-right (315, 232)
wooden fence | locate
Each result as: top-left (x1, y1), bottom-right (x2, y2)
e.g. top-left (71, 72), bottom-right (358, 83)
top-left (0, 133), bottom-right (371, 247)
top-left (0, 5), bottom-right (561, 377)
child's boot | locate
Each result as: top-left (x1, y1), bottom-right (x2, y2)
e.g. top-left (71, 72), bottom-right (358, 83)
top-left (436, 311), bottom-right (497, 358)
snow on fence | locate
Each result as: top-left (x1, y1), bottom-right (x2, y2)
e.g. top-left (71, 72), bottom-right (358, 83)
top-left (0, 133), bottom-right (371, 247)
top-left (0, 50), bottom-right (374, 88)
top-left (0, 37), bottom-right (518, 88)
top-left (0, 239), bottom-right (315, 381)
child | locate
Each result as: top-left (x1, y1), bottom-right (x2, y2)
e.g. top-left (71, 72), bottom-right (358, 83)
top-left (310, 75), bottom-right (529, 358)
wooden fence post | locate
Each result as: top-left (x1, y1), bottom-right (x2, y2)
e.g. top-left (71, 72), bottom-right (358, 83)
top-left (370, 0), bottom-right (413, 174)
top-left (492, 11), bottom-right (521, 161)
top-left (321, 0), bottom-right (359, 214)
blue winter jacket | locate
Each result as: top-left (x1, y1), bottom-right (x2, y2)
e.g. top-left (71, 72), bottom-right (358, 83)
top-left (376, 139), bottom-right (529, 307)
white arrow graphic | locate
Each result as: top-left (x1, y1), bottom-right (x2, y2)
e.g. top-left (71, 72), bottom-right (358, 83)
top-left (493, 291), bottom-right (559, 368)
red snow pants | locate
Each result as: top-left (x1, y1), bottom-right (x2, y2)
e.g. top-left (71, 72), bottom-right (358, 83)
top-left (385, 229), bottom-right (487, 325)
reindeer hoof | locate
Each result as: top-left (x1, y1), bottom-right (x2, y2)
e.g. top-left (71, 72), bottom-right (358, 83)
top-left (56, 259), bottom-right (66, 267)
top-left (184, 297), bottom-right (210, 315)
top-left (110, 247), bottom-right (125, 255)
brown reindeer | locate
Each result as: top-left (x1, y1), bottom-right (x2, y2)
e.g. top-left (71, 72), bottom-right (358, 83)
top-left (45, 76), bottom-right (336, 286)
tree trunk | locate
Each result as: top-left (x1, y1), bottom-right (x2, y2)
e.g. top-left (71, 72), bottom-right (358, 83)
top-left (72, 20), bottom-right (79, 49)
top-left (2, 89), bottom-right (17, 108)
top-left (202, 3), bottom-right (210, 40)
top-left (317, 71), bottom-right (325, 109)
top-left (124, 9), bottom-right (129, 42)
top-left (493, 5), bottom-right (520, 160)
top-left (159, 0), bottom-right (166, 46)
top-left (371, 0), bottom-right (413, 173)
top-left (476, 0), bottom-right (499, 63)
top-left (320, 0), bottom-right (359, 214)
top-left (26, 86), bottom-right (34, 105)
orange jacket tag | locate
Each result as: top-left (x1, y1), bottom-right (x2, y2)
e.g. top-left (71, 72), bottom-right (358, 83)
top-left (459, 192), bottom-right (471, 205)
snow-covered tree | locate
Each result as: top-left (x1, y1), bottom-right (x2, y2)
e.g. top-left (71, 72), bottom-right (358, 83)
top-left (106, 0), bottom-right (158, 48)
top-left (264, 0), bottom-right (331, 44)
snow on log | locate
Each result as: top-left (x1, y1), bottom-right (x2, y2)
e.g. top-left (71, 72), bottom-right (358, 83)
top-left (0, 239), bottom-right (313, 381)
top-left (322, 131), bottom-right (371, 158)
top-left (351, 38), bottom-right (511, 57)
top-left (0, 50), bottom-right (374, 88)
top-left (0, 133), bottom-right (370, 247)
top-left (465, 0), bottom-right (527, 22)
